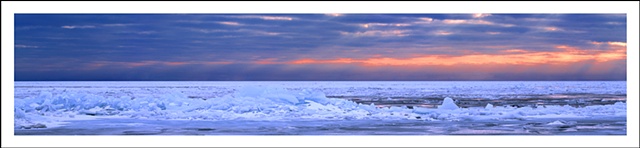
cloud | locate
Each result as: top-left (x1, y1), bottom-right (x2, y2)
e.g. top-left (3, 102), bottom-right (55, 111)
top-left (88, 60), bottom-right (234, 68)
top-left (260, 16), bottom-right (294, 21)
top-left (434, 30), bottom-right (453, 36)
top-left (540, 26), bottom-right (562, 32)
top-left (61, 25), bottom-right (96, 29)
top-left (114, 30), bottom-right (158, 35)
top-left (254, 58), bottom-right (281, 64)
top-left (14, 14), bottom-right (628, 81)
top-left (217, 21), bottom-right (242, 26)
top-left (177, 20), bottom-right (274, 28)
top-left (226, 15), bottom-right (294, 21)
top-left (486, 32), bottom-right (501, 35)
top-left (472, 13), bottom-right (491, 18)
top-left (523, 18), bottom-right (561, 22)
top-left (189, 28), bottom-right (230, 33)
top-left (187, 28), bottom-right (282, 36)
top-left (532, 26), bottom-right (584, 33)
top-left (325, 13), bottom-right (343, 17)
top-left (201, 61), bottom-right (234, 65)
top-left (590, 41), bottom-right (627, 46)
top-left (360, 23), bottom-right (411, 28)
top-left (103, 23), bottom-right (136, 27)
top-left (607, 42), bottom-right (627, 46)
top-left (176, 20), bottom-right (208, 24)
top-left (340, 30), bottom-right (409, 37)
top-left (414, 18), bottom-right (514, 27)
top-left (286, 45), bottom-right (626, 66)
top-left (135, 31), bottom-right (156, 35)
top-left (443, 19), bottom-right (492, 25)
top-left (15, 26), bottom-right (49, 30)
top-left (501, 49), bottom-right (529, 53)
top-left (15, 44), bottom-right (39, 48)
top-left (291, 58), bottom-right (357, 64)
top-left (418, 17), bottom-right (434, 22)
top-left (251, 30), bottom-right (282, 36)
top-left (606, 22), bottom-right (624, 25)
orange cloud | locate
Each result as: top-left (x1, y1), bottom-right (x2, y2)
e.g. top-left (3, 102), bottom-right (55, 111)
top-left (287, 44), bottom-right (626, 66)
top-left (502, 49), bottom-right (529, 53)
top-left (608, 42), bottom-right (626, 46)
top-left (84, 43), bottom-right (626, 69)
top-left (291, 58), bottom-right (356, 64)
top-left (290, 59), bottom-right (315, 64)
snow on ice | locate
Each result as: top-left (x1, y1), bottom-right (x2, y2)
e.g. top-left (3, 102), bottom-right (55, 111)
top-left (14, 82), bottom-right (627, 129)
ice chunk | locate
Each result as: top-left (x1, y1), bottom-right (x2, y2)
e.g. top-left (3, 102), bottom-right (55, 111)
top-left (546, 120), bottom-right (576, 126)
top-left (20, 123), bottom-right (47, 129)
top-left (613, 102), bottom-right (625, 106)
top-left (547, 120), bottom-right (566, 125)
top-left (438, 97), bottom-right (459, 110)
top-left (15, 108), bottom-right (26, 119)
top-left (485, 103), bottom-right (494, 109)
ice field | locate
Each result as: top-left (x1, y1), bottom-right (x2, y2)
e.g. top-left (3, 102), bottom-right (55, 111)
top-left (14, 81), bottom-right (627, 135)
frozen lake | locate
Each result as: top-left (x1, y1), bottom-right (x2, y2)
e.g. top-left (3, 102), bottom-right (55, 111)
top-left (14, 81), bottom-right (627, 135)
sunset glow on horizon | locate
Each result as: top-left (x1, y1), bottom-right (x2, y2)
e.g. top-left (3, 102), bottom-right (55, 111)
top-left (14, 14), bottom-right (626, 81)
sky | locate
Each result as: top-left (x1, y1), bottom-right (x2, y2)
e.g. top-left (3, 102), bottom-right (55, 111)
top-left (14, 14), bottom-right (627, 81)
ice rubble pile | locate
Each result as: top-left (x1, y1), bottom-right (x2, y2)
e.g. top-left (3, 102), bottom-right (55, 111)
top-left (15, 86), bottom-right (627, 127)
top-left (15, 87), bottom-right (410, 123)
